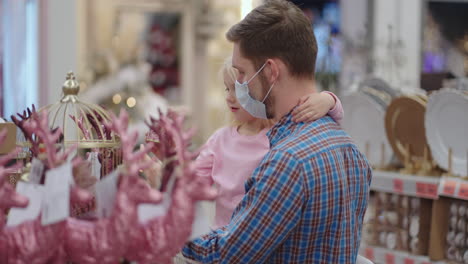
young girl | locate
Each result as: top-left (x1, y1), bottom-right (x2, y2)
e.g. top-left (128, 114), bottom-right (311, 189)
top-left (195, 57), bottom-right (344, 228)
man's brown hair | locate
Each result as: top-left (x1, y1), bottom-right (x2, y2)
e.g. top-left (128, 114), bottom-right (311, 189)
top-left (226, 0), bottom-right (318, 79)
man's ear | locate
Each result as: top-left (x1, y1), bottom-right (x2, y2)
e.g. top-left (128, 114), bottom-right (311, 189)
top-left (265, 58), bottom-right (280, 83)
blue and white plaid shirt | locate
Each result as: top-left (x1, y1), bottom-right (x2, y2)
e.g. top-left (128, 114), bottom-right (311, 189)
top-left (183, 113), bottom-right (372, 263)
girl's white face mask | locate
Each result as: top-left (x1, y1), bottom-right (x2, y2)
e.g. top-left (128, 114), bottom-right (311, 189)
top-left (235, 62), bottom-right (274, 119)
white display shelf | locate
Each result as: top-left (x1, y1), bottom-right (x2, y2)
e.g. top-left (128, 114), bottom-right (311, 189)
top-left (371, 171), bottom-right (440, 199)
top-left (360, 245), bottom-right (445, 264)
top-left (438, 176), bottom-right (468, 201)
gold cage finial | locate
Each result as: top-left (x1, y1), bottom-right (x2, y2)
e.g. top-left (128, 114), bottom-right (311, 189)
top-left (61, 71), bottom-right (80, 103)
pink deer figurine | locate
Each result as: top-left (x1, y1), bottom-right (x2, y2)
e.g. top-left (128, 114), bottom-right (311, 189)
top-left (63, 110), bottom-right (163, 264)
top-left (21, 110), bottom-right (95, 215)
top-left (0, 130), bottom-right (28, 228)
top-left (0, 110), bottom-right (92, 264)
top-left (125, 110), bottom-right (217, 264)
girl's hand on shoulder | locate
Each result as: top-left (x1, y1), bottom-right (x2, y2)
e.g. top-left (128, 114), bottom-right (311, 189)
top-left (292, 92), bottom-right (335, 123)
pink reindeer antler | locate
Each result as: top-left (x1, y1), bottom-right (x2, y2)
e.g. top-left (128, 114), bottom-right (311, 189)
top-left (10, 104), bottom-right (39, 156)
top-left (145, 109), bottom-right (181, 191)
top-left (0, 130), bottom-right (22, 174)
top-left (165, 111), bottom-right (197, 165)
top-left (70, 114), bottom-right (91, 140)
top-left (164, 113), bottom-right (216, 201)
top-left (22, 111), bottom-right (78, 169)
top-left (105, 110), bottom-right (154, 177)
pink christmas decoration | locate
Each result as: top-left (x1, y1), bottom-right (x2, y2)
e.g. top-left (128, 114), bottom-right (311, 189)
top-left (125, 110), bottom-right (217, 264)
top-left (22, 111), bottom-right (78, 169)
top-left (0, 110), bottom-right (92, 264)
top-left (70, 112), bottom-right (118, 177)
top-left (144, 110), bottom-right (177, 191)
top-left (0, 130), bottom-right (28, 228)
top-left (70, 114), bottom-right (91, 140)
top-left (2, 107), bottom-right (215, 263)
top-left (63, 110), bottom-right (162, 264)
top-left (10, 105), bottom-right (39, 157)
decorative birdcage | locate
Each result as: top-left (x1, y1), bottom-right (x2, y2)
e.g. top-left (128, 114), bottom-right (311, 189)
top-left (40, 71), bottom-right (122, 178)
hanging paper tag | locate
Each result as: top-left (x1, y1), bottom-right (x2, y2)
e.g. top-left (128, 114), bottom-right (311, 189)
top-left (29, 158), bottom-right (44, 184)
top-left (7, 182), bottom-right (44, 226)
top-left (426, 183), bottom-right (438, 198)
top-left (87, 152), bottom-right (101, 180)
top-left (190, 201), bottom-right (215, 240)
top-left (393, 179), bottom-right (404, 193)
top-left (138, 175), bottom-right (176, 223)
top-left (416, 182), bottom-right (427, 197)
top-left (442, 180), bottom-right (457, 196)
top-left (364, 247), bottom-right (374, 260)
top-left (95, 169), bottom-right (120, 218)
top-left (138, 194), bottom-right (170, 223)
top-left (41, 162), bottom-right (73, 225)
top-left (385, 253), bottom-right (395, 264)
top-left (459, 183), bottom-right (468, 200)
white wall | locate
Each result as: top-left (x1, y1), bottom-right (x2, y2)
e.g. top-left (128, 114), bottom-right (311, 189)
top-left (373, 0), bottom-right (422, 92)
top-left (39, 0), bottom-right (78, 107)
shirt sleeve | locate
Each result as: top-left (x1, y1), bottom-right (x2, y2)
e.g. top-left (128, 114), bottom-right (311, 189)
top-left (323, 91), bottom-right (344, 124)
top-left (193, 130), bottom-right (219, 184)
top-left (182, 150), bottom-right (305, 263)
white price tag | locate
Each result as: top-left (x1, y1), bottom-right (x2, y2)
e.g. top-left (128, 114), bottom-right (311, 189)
top-left (87, 152), bottom-right (101, 180)
top-left (95, 169), bottom-right (120, 218)
top-left (29, 158), bottom-right (44, 184)
top-left (7, 182), bottom-right (44, 226)
top-left (41, 162), bottom-right (73, 225)
top-left (138, 175), bottom-right (176, 223)
top-left (138, 195), bottom-right (170, 223)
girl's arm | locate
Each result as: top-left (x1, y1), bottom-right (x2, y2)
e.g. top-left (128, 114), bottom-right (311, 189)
top-left (292, 91), bottom-right (344, 124)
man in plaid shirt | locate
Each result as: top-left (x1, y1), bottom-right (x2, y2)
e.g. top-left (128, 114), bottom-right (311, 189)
top-left (182, 0), bottom-right (372, 263)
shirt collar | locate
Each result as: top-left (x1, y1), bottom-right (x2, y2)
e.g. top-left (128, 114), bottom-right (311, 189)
top-left (266, 108), bottom-right (296, 147)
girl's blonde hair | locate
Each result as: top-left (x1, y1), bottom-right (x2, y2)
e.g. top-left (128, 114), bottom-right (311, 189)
top-left (220, 56), bottom-right (275, 129)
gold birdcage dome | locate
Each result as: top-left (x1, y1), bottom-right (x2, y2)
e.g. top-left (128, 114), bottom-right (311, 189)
top-left (40, 71), bottom-right (122, 177)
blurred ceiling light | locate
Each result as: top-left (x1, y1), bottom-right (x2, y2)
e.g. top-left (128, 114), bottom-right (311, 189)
top-left (112, 94), bottom-right (122, 104)
top-left (127, 97), bottom-right (137, 108)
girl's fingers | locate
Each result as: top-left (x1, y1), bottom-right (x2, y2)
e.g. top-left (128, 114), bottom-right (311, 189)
top-left (297, 113), bottom-right (312, 123)
top-left (302, 111), bottom-right (323, 122)
top-left (293, 96), bottom-right (311, 115)
top-left (295, 111), bottom-right (316, 123)
top-left (293, 103), bottom-right (311, 116)
top-left (302, 113), bottom-right (320, 122)
top-left (298, 95), bottom-right (310, 105)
